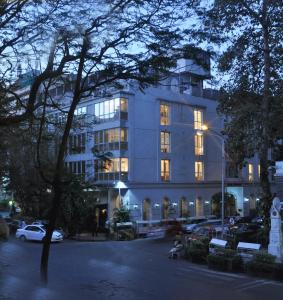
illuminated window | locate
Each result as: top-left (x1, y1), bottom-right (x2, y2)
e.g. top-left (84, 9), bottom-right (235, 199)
top-left (160, 103), bottom-right (170, 125)
top-left (121, 158), bottom-right (128, 172)
top-left (94, 98), bottom-right (128, 123)
top-left (160, 131), bottom-right (170, 153)
top-left (161, 159), bottom-right (170, 181)
top-left (258, 164), bottom-right (261, 179)
top-left (248, 164), bottom-right (254, 181)
top-left (195, 161), bottom-right (204, 181)
top-left (94, 128), bottom-right (128, 151)
top-left (94, 157), bottom-right (128, 181)
top-left (195, 134), bottom-right (203, 155)
top-left (194, 109), bottom-right (203, 130)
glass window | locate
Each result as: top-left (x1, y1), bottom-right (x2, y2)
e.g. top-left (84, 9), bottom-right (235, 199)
top-left (121, 128), bottom-right (128, 142)
top-left (109, 99), bottom-right (115, 118)
top-left (195, 161), bottom-right (204, 181)
top-left (94, 128), bottom-right (128, 151)
top-left (248, 164), bottom-right (253, 181)
top-left (120, 98), bottom-right (128, 112)
top-left (160, 103), bottom-right (170, 125)
top-left (161, 159), bottom-right (170, 181)
top-left (160, 131), bottom-right (170, 153)
top-left (95, 98), bottom-right (128, 122)
top-left (99, 102), bottom-right (104, 118)
top-left (194, 109), bottom-right (203, 130)
top-left (121, 158), bottom-right (128, 172)
top-left (114, 98), bottom-right (120, 112)
top-left (195, 134), bottom-right (204, 155)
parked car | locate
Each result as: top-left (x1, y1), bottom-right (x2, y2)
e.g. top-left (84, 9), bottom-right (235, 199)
top-left (187, 226), bottom-right (218, 242)
top-left (16, 225), bottom-right (63, 242)
top-left (182, 217), bottom-right (207, 233)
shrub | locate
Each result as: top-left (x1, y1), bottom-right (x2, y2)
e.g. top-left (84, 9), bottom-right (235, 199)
top-left (208, 248), bottom-right (242, 272)
top-left (245, 251), bottom-right (283, 280)
top-left (185, 239), bottom-right (209, 263)
top-left (252, 251), bottom-right (276, 264)
top-left (186, 248), bottom-right (207, 263)
top-left (0, 219), bottom-right (9, 240)
top-left (165, 223), bottom-right (182, 237)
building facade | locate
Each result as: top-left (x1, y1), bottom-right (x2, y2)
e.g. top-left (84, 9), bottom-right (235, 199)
top-left (59, 53), bottom-right (265, 225)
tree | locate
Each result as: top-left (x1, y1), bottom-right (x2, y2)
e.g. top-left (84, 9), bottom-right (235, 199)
top-left (211, 192), bottom-right (236, 217)
top-left (0, 0), bottom-right (82, 127)
top-left (186, 0), bottom-right (283, 228)
top-left (19, 0), bottom-right (188, 283)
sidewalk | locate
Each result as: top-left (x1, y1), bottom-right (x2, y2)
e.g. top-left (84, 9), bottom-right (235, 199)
top-left (70, 232), bottom-right (108, 242)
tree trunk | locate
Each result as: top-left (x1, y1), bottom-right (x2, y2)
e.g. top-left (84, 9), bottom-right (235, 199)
top-left (40, 184), bottom-right (62, 284)
top-left (39, 37), bottom-right (88, 284)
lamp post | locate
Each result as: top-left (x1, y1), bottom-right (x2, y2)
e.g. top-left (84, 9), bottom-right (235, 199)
top-left (200, 125), bottom-right (225, 238)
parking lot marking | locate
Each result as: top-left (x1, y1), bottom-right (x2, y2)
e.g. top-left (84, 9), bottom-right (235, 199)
top-left (177, 267), bottom-right (234, 282)
top-left (183, 265), bottom-right (245, 279)
top-left (235, 280), bottom-right (268, 292)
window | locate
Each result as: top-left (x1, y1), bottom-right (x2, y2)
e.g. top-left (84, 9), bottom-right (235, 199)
top-left (74, 106), bottom-right (86, 116)
top-left (160, 131), bottom-right (170, 153)
top-left (194, 109), bottom-right (203, 130)
top-left (248, 164), bottom-right (253, 181)
top-left (195, 161), bottom-right (204, 181)
top-left (195, 134), bottom-right (203, 155)
top-left (94, 128), bottom-right (128, 151)
top-left (68, 161), bottom-right (86, 178)
top-left (68, 133), bottom-right (86, 154)
top-left (121, 158), bottom-right (128, 172)
top-left (94, 98), bottom-right (128, 123)
top-left (258, 164), bottom-right (261, 179)
top-left (160, 103), bottom-right (170, 125)
top-left (161, 159), bottom-right (170, 181)
top-left (94, 157), bottom-right (128, 181)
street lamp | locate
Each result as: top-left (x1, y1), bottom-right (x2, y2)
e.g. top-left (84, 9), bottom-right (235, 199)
top-left (114, 181), bottom-right (127, 207)
top-left (199, 124), bottom-right (225, 238)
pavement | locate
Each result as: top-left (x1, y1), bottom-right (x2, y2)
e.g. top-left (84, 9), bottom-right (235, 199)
top-left (1, 237), bottom-right (283, 300)
top-left (70, 232), bottom-right (108, 241)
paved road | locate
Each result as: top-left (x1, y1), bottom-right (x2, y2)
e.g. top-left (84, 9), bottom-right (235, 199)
top-left (1, 238), bottom-right (283, 300)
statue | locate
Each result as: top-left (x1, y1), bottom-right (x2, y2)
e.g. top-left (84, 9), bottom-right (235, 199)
top-left (268, 196), bottom-right (283, 261)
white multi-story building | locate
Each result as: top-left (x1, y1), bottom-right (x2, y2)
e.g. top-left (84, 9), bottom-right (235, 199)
top-left (57, 50), bottom-right (266, 226)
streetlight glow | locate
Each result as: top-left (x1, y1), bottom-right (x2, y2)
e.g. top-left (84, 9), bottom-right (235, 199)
top-left (201, 124), bottom-right (226, 238)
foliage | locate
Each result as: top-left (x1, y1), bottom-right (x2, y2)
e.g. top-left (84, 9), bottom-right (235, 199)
top-left (186, 0), bottom-right (283, 231)
top-left (185, 238), bottom-right (209, 263)
top-left (246, 261), bottom-right (283, 280)
top-left (207, 249), bottom-right (242, 272)
top-left (245, 251), bottom-right (283, 279)
top-left (252, 251), bottom-right (276, 264)
top-left (211, 192), bottom-right (236, 217)
top-left (0, 219), bottom-right (9, 240)
top-left (113, 207), bottom-right (131, 224)
top-left (0, 199), bottom-right (10, 210)
top-left (165, 221), bottom-right (183, 237)
top-left (0, 0), bottom-right (189, 282)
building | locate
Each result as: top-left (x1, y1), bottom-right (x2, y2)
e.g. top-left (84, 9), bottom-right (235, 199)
top-left (57, 49), bottom-right (265, 226)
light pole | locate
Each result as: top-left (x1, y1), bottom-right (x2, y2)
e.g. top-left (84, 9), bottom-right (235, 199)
top-left (200, 125), bottom-right (225, 238)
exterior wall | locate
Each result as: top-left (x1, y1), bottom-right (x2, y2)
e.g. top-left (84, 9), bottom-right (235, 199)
top-left (60, 59), bottom-right (263, 222)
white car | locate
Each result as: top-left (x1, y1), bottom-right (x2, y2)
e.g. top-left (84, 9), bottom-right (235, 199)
top-left (16, 225), bottom-right (63, 242)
